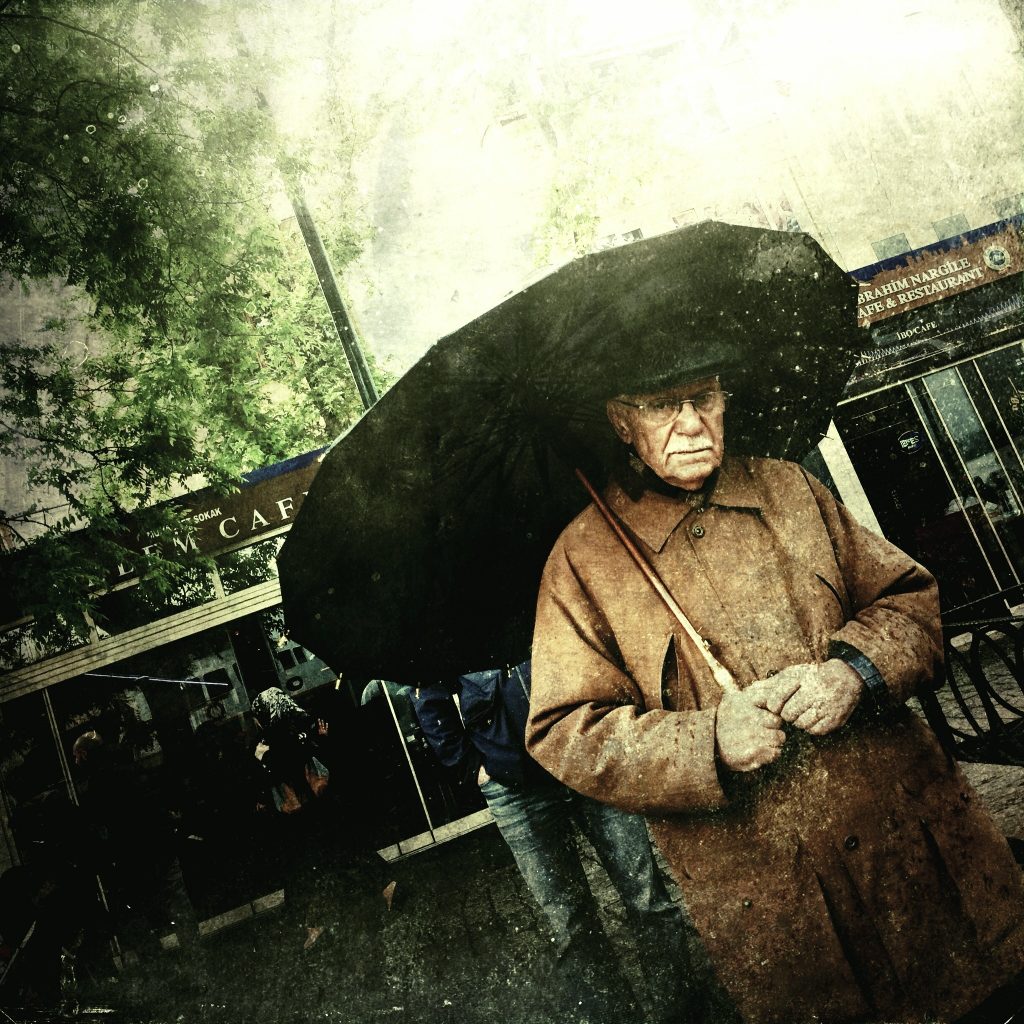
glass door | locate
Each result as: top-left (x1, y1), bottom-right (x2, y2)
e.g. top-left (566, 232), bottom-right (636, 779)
top-left (913, 346), bottom-right (1024, 610)
top-left (834, 387), bottom-right (1001, 610)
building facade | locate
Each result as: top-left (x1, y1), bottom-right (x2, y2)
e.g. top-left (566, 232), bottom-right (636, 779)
top-left (0, 450), bottom-right (484, 921)
top-left (836, 214), bottom-right (1024, 616)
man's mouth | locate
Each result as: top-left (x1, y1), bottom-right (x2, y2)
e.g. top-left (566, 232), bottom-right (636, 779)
top-left (669, 447), bottom-right (712, 456)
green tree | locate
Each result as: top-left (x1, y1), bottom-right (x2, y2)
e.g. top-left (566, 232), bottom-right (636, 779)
top-left (0, 0), bottom-right (386, 662)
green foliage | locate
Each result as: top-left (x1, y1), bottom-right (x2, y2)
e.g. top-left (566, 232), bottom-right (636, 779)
top-left (0, 0), bottom-right (389, 659)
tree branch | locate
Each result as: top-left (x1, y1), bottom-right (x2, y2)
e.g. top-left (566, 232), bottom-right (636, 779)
top-left (2, 13), bottom-right (164, 79)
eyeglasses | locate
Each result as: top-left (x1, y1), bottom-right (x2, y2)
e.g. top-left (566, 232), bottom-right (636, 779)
top-left (614, 389), bottom-right (730, 427)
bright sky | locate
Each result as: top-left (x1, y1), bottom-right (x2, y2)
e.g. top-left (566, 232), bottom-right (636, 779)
top-left (250, 0), bottom-right (1024, 373)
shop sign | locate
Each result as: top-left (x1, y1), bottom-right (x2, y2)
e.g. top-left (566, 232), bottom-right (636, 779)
top-left (112, 451), bottom-right (323, 580)
top-left (856, 221), bottom-right (1023, 327)
top-left (847, 271), bottom-right (1024, 394)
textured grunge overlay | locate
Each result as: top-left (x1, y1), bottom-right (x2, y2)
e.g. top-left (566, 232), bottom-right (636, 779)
top-left (1, 2), bottom-right (1024, 1023)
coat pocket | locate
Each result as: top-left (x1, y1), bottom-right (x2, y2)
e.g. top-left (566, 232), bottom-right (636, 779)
top-left (815, 569), bottom-right (847, 614)
top-left (814, 570), bottom-right (850, 628)
top-left (458, 669), bottom-right (502, 729)
top-left (656, 632), bottom-right (706, 711)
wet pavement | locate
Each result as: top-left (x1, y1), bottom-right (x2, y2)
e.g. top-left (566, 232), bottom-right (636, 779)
top-left (5, 707), bottom-right (1022, 1024)
top-left (42, 822), bottom-right (728, 1024)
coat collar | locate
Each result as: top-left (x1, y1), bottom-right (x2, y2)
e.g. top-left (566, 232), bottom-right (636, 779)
top-left (606, 455), bottom-right (763, 553)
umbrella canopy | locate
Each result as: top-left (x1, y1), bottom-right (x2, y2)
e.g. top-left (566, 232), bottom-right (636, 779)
top-left (277, 221), bottom-right (863, 685)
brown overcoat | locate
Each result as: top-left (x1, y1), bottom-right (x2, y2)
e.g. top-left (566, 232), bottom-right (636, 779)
top-left (527, 454), bottom-right (1024, 1024)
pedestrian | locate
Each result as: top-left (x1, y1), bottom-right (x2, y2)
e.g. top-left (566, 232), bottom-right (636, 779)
top-left (526, 347), bottom-right (1024, 1017)
top-left (413, 659), bottom-right (694, 1024)
top-left (251, 686), bottom-right (391, 958)
top-left (72, 729), bottom-right (198, 960)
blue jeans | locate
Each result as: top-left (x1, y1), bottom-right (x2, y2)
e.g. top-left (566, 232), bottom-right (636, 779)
top-left (480, 776), bottom-right (692, 1024)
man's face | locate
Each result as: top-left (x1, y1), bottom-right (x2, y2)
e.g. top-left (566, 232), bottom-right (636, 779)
top-left (606, 375), bottom-right (726, 491)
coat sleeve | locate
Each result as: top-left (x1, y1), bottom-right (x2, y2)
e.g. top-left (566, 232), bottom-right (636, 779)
top-left (526, 533), bottom-right (728, 815)
top-left (803, 470), bottom-right (944, 705)
top-left (411, 685), bottom-right (480, 783)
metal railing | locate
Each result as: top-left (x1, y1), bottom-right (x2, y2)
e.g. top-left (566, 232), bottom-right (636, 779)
top-left (918, 615), bottom-right (1024, 765)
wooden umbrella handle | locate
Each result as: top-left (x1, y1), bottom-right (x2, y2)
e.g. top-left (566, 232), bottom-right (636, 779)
top-left (574, 468), bottom-right (738, 693)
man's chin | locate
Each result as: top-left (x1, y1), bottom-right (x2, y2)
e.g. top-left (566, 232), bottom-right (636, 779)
top-left (664, 454), bottom-right (718, 490)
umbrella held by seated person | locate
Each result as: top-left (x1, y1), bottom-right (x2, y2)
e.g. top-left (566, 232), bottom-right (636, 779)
top-left (277, 220), bottom-right (862, 685)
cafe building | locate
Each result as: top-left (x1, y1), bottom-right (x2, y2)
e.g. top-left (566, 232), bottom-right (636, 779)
top-left (834, 213), bottom-right (1024, 616)
top-left (0, 450), bottom-right (486, 926)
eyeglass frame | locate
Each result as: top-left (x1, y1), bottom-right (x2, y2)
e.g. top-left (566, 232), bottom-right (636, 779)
top-left (611, 389), bottom-right (731, 425)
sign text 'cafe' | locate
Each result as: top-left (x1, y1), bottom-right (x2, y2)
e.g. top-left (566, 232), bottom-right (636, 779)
top-left (112, 452), bottom-right (321, 581)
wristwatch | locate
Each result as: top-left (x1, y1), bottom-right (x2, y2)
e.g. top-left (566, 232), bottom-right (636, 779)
top-left (828, 639), bottom-right (890, 712)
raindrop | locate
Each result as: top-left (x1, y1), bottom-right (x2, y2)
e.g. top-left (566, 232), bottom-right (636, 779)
top-left (149, 82), bottom-right (160, 93)
top-left (62, 133), bottom-right (69, 141)
top-left (137, 178), bottom-right (148, 191)
top-left (794, 365), bottom-right (802, 372)
top-left (772, 386), bottom-right (781, 393)
top-left (118, 114), bottom-right (127, 124)
top-left (82, 156), bottom-right (90, 163)
top-left (106, 112), bottom-right (114, 120)
top-left (11, 43), bottom-right (20, 54)
top-left (175, 145), bottom-right (183, 153)
top-left (85, 124), bottom-right (96, 134)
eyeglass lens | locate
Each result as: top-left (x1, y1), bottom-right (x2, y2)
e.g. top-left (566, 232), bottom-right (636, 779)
top-left (643, 391), bottom-right (727, 423)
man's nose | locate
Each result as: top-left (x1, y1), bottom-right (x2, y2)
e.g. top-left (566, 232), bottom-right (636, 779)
top-left (671, 402), bottom-right (706, 434)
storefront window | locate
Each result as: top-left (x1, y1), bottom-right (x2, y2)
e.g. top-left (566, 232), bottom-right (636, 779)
top-left (971, 345), bottom-right (1024, 506)
top-left (0, 691), bottom-right (71, 866)
top-left (834, 387), bottom-right (999, 610)
top-left (920, 368), bottom-right (1021, 591)
top-left (47, 629), bottom-right (278, 919)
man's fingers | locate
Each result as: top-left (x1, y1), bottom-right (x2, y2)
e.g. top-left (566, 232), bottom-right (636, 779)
top-left (792, 707), bottom-right (820, 731)
top-left (804, 717), bottom-right (835, 737)
top-left (778, 700), bottom-right (810, 723)
top-left (751, 676), bottom-right (801, 714)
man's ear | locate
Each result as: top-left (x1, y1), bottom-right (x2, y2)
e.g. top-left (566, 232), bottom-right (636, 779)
top-left (606, 401), bottom-right (632, 445)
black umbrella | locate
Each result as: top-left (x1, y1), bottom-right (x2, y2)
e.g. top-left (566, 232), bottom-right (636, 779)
top-left (277, 221), bottom-right (863, 685)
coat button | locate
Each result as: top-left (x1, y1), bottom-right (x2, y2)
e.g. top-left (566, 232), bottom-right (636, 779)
top-left (742, 899), bottom-right (753, 908)
top-left (691, 524), bottom-right (705, 538)
top-left (844, 835), bottom-right (859, 850)
top-left (765, 669), bottom-right (778, 678)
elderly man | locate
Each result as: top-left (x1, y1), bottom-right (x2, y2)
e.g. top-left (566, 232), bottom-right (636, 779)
top-left (526, 371), bottom-right (1024, 1024)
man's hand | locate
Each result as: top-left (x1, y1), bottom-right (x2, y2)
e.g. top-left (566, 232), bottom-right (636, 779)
top-left (715, 685), bottom-right (787, 772)
top-left (758, 661), bottom-right (864, 737)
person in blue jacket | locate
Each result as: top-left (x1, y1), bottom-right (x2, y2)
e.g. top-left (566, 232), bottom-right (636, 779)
top-left (412, 659), bottom-right (694, 1024)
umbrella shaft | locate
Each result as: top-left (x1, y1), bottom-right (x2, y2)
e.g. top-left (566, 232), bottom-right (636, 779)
top-left (573, 469), bottom-right (737, 693)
